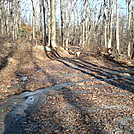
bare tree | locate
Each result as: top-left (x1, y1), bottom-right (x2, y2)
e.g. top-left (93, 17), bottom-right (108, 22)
top-left (104, 0), bottom-right (108, 48)
top-left (60, 0), bottom-right (64, 46)
top-left (50, 0), bottom-right (57, 49)
top-left (30, 0), bottom-right (35, 40)
top-left (0, 0), bottom-right (133, 60)
top-left (42, 0), bottom-right (47, 46)
top-left (107, 0), bottom-right (114, 49)
top-left (39, 0), bottom-right (43, 39)
top-left (116, 0), bottom-right (120, 54)
top-left (0, 0), bottom-right (20, 40)
top-left (126, 0), bottom-right (132, 58)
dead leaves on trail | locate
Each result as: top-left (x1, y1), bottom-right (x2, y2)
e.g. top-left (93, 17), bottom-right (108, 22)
top-left (0, 40), bottom-right (134, 133)
top-left (34, 92), bottom-right (92, 134)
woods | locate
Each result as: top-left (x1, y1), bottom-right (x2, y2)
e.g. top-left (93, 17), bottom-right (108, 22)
top-left (0, 0), bottom-right (134, 57)
top-left (0, 0), bottom-right (20, 40)
top-left (0, 1), bottom-right (134, 133)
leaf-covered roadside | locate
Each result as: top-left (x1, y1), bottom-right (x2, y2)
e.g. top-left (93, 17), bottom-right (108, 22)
top-left (0, 40), bottom-right (134, 134)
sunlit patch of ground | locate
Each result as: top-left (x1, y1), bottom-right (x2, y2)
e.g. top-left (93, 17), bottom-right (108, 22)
top-left (0, 40), bottom-right (134, 133)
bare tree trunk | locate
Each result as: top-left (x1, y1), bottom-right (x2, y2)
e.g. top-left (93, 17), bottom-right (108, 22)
top-left (104, 0), bottom-right (108, 48)
top-left (42, 0), bottom-right (47, 46)
top-left (104, 20), bottom-right (107, 48)
top-left (31, 0), bottom-right (35, 40)
top-left (84, 1), bottom-right (89, 48)
top-left (116, 0), bottom-right (120, 54)
top-left (1, 0), bottom-right (5, 37)
top-left (0, 2), bottom-right (2, 36)
top-left (39, 0), bottom-right (43, 41)
top-left (60, 0), bottom-right (64, 46)
top-left (82, 1), bottom-right (88, 48)
top-left (82, 19), bottom-right (85, 47)
top-left (14, 0), bottom-right (19, 40)
top-left (65, 0), bottom-right (76, 48)
top-left (0, 1), bottom-right (1, 27)
top-left (47, 0), bottom-right (51, 47)
top-left (108, 0), bottom-right (114, 49)
top-left (50, 0), bottom-right (57, 49)
top-left (127, 0), bottom-right (132, 58)
top-left (131, 6), bottom-right (134, 59)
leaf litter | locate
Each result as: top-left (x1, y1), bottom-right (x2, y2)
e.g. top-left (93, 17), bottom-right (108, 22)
top-left (0, 41), bottom-right (134, 134)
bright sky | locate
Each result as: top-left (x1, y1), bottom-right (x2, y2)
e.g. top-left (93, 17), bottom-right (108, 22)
top-left (20, 0), bottom-right (134, 24)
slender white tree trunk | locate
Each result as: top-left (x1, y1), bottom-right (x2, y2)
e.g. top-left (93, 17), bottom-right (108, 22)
top-left (116, 0), bottom-right (120, 54)
top-left (39, 0), bottom-right (43, 40)
top-left (47, 0), bottom-right (51, 47)
top-left (60, 0), bottom-right (64, 46)
top-left (31, 0), bottom-right (35, 40)
top-left (104, 1), bottom-right (107, 48)
top-left (108, 0), bottom-right (114, 49)
top-left (51, 0), bottom-right (57, 49)
top-left (65, 0), bottom-right (76, 48)
top-left (127, 0), bottom-right (132, 58)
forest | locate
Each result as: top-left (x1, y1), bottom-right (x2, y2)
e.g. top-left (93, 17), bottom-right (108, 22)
top-left (0, 0), bottom-right (134, 57)
top-left (0, 0), bottom-right (134, 134)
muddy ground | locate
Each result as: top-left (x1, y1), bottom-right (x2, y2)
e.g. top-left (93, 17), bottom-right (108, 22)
top-left (0, 39), bottom-right (134, 134)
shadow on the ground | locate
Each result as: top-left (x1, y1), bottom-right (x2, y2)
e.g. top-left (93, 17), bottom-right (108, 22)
top-left (0, 52), bottom-right (14, 71)
top-left (3, 101), bottom-right (42, 134)
top-left (11, 44), bottom-right (60, 94)
top-left (0, 56), bottom-right (9, 70)
top-left (57, 57), bottom-right (134, 93)
top-left (3, 49), bottom-right (133, 133)
top-left (3, 54), bottom-right (105, 133)
top-left (56, 87), bottom-right (105, 133)
top-left (0, 37), bottom-right (16, 71)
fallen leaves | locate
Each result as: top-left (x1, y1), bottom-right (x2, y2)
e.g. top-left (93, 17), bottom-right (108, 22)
top-left (0, 40), bottom-right (134, 133)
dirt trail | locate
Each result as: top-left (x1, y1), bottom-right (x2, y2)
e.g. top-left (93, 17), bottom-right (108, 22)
top-left (0, 39), bottom-right (33, 99)
top-left (0, 40), bottom-right (134, 133)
